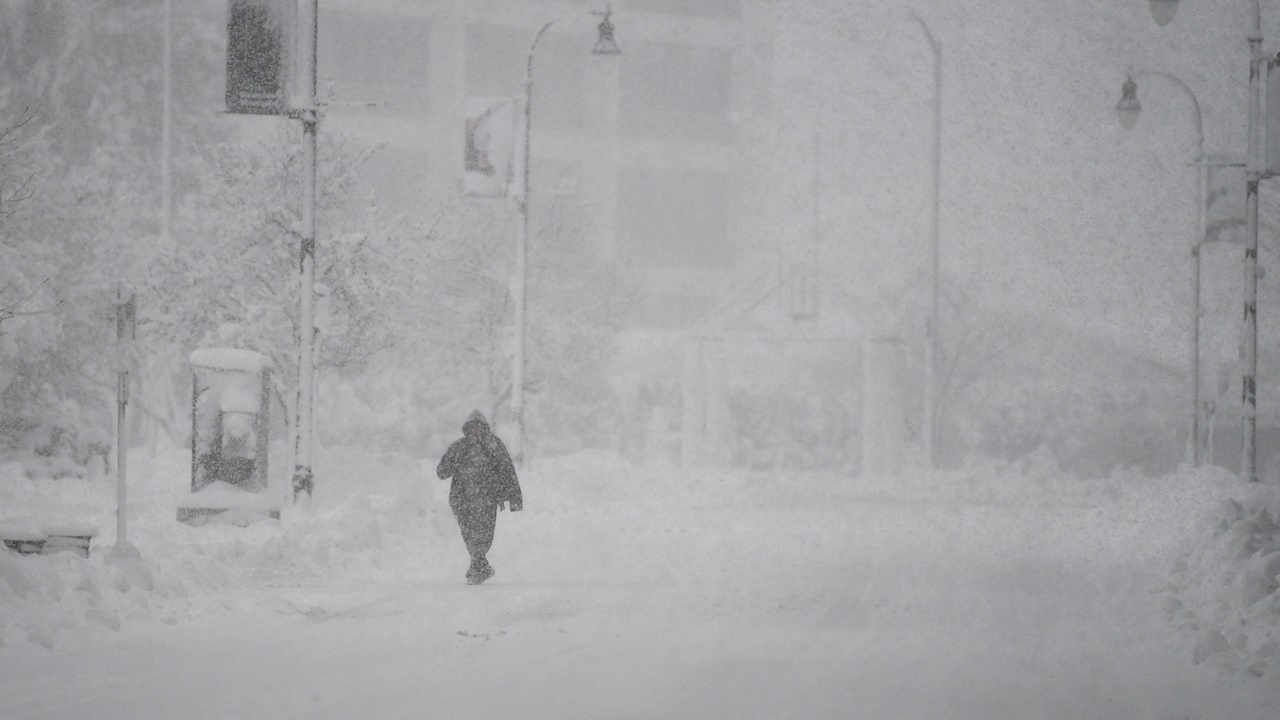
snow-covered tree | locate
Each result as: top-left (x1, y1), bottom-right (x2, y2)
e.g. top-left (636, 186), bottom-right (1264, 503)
top-left (523, 195), bottom-right (638, 455)
top-left (0, 0), bottom-right (226, 459)
top-left (310, 189), bottom-right (638, 459)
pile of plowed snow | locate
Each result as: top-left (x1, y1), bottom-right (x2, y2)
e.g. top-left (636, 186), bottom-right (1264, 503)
top-left (1159, 467), bottom-right (1280, 681)
top-left (0, 446), bottom-right (454, 650)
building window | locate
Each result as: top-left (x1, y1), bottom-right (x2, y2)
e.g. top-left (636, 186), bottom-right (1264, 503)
top-left (618, 167), bottom-right (730, 269)
top-left (627, 0), bottom-right (740, 19)
top-left (466, 23), bottom-right (584, 131)
top-left (319, 11), bottom-right (432, 114)
top-left (365, 148), bottom-right (431, 214)
top-left (621, 42), bottom-right (732, 142)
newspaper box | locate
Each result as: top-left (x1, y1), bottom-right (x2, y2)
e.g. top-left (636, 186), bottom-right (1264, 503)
top-left (179, 349), bottom-right (281, 524)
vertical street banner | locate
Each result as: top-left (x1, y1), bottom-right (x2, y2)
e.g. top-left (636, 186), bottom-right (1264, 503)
top-left (225, 0), bottom-right (294, 115)
top-left (465, 96), bottom-right (522, 197)
top-left (1205, 158), bottom-right (1245, 245)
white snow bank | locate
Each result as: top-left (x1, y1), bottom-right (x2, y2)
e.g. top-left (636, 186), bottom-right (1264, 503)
top-left (0, 544), bottom-right (189, 649)
top-left (1159, 467), bottom-right (1280, 681)
top-left (2, 437), bottom-right (1276, 693)
top-left (177, 479), bottom-right (286, 512)
top-left (0, 444), bottom-right (453, 651)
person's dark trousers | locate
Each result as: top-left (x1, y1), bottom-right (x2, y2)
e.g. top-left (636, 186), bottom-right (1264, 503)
top-left (452, 499), bottom-right (497, 574)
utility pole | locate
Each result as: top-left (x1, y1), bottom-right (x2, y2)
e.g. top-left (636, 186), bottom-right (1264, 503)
top-left (161, 0), bottom-right (173, 245)
top-left (114, 283), bottom-right (136, 546)
top-left (1114, 71), bottom-right (1206, 466)
top-left (511, 8), bottom-right (620, 468)
top-left (513, 22), bottom-right (544, 468)
top-left (1148, 0), bottom-right (1265, 482)
top-left (1243, 13), bottom-right (1263, 483)
top-left (908, 9), bottom-right (942, 473)
top-left (292, 0), bottom-right (319, 501)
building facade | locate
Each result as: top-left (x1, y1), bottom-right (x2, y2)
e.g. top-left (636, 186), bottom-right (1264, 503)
top-left (318, 0), bottom-right (775, 328)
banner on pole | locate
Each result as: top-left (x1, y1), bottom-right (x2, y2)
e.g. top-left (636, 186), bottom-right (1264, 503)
top-left (465, 96), bottom-right (521, 197)
top-left (225, 0), bottom-right (294, 115)
top-left (1205, 157), bottom-right (1246, 245)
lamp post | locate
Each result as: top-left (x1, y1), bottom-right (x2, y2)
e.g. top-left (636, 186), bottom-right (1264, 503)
top-left (1115, 71), bottom-right (1206, 466)
top-left (511, 7), bottom-right (620, 467)
top-left (1146, 0), bottom-right (1264, 482)
top-left (292, 0), bottom-right (319, 501)
top-left (161, 0), bottom-right (172, 246)
top-left (907, 9), bottom-right (942, 472)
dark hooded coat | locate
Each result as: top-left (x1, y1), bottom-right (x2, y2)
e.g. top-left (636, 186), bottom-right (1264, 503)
top-left (436, 411), bottom-right (522, 512)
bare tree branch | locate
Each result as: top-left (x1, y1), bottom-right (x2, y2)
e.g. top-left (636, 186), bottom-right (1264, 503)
top-left (0, 108), bottom-right (38, 217)
top-left (0, 278), bottom-right (59, 330)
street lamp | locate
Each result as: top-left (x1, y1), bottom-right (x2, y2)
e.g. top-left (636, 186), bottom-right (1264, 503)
top-left (1115, 71), bottom-right (1206, 466)
top-left (292, 0), bottom-right (320, 501)
top-left (1147, 0), bottom-right (1265, 482)
top-left (1150, 0), bottom-right (1180, 26)
top-left (907, 9), bottom-right (942, 473)
top-left (1115, 77), bottom-right (1142, 130)
top-left (511, 7), bottom-right (620, 467)
top-left (161, 0), bottom-right (173, 246)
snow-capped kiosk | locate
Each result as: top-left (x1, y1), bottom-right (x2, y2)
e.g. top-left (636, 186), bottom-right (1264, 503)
top-left (179, 348), bottom-right (282, 524)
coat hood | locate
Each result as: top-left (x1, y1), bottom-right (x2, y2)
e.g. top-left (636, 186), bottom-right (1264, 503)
top-left (462, 410), bottom-right (490, 436)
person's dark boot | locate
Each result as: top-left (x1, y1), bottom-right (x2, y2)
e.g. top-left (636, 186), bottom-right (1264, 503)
top-left (468, 561), bottom-right (494, 585)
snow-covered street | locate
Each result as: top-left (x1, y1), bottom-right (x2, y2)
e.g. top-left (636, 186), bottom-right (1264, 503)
top-left (9, 2), bottom-right (1280, 718)
top-left (2, 448), bottom-right (1276, 719)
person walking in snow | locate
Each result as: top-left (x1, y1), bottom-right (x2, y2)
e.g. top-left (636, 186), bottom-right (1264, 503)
top-left (436, 410), bottom-right (522, 585)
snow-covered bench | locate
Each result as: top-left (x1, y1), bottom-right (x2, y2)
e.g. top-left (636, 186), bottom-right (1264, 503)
top-left (0, 521), bottom-right (46, 555)
top-left (41, 523), bottom-right (98, 558)
top-left (0, 521), bottom-right (98, 558)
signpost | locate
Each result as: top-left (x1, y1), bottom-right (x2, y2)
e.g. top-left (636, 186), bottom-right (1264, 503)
top-left (224, 0), bottom-right (317, 503)
top-left (225, 0), bottom-right (294, 116)
top-left (114, 283), bottom-right (136, 546)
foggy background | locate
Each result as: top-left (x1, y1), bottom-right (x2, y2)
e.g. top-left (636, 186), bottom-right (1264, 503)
top-left (4, 3), bottom-right (1280, 715)
top-left (0, 0), bottom-right (1277, 478)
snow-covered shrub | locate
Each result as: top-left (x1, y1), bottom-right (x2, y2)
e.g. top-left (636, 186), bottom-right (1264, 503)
top-left (0, 2), bottom-right (227, 460)
top-left (522, 197), bottom-right (635, 457)
top-left (1163, 477), bottom-right (1280, 680)
top-left (727, 386), bottom-right (858, 472)
top-left (302, 193), bottom-right (632, 460)
top-left (942, 308), bottom-right (1184, 476)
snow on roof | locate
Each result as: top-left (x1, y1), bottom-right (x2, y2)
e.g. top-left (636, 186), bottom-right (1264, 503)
top-left (190, 348), bottom-right (270, 373)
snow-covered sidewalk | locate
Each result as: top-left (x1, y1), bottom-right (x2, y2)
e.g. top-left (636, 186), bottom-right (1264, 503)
top-left (1, 447), bottom-right (1277, 719)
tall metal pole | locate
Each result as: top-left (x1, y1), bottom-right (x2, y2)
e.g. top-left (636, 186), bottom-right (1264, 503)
top-left (909, 9), bottom-right (941, 472)
top-left (1118, 72), bottom-right (1205, 464)
top-left (293, 0), bottom-right (319, 500)
top-left (117, 359), bottom-right (127, 544)
top-left (1139, 72), bottom-right (1206, 465)
top-left (1243, 9), bottom-right (1262, 482)
top-left (511, 13), bottom-right (617, 467)
top-left (1192, 141), bottom-right (1206, 465)
top-left (1151, 0), bottom-right (1262, 480)
top-left (513, 22), bottom-right (554, 469)
top-left (1164, 74), bottom-right (1206, 468)
top-left (161, 0), bottom-right (173, 245)
top-left (115, 283), bottom-right (136, 546)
